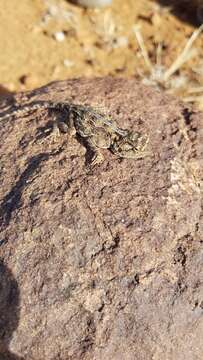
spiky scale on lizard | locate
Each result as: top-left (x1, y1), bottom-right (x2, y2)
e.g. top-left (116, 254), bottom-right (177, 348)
top-left (0, 100), bottom-right (149, 165)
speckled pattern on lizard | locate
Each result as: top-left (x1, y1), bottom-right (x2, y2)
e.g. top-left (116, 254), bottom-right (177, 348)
top-left (0, 100), bottom-right (149, 165)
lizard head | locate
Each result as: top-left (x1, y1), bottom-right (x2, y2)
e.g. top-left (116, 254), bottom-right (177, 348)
top-left (111, 130), bottom-right (149, 159)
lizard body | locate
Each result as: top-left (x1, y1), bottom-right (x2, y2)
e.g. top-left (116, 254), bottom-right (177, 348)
top-left (0, 100), bottom-right (149, 164)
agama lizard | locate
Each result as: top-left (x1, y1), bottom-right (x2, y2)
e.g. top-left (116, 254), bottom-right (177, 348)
top-left (0, 100), bottom-right (149, 165)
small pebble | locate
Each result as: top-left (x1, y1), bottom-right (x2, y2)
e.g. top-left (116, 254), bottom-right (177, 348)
top-left (54, 31), bottom-right (65, 42)
top-left (72, 0), bottom-right (112, 8)
top-left (63, 59), bottom-right (74, 67)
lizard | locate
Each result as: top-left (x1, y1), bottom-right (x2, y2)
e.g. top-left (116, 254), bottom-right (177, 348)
top-left (0, 100), bottom-right (149, 165)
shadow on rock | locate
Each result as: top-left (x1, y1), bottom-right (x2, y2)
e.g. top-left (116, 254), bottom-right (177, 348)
top-left (0, 260), bottom-right (24, 360)
top-left (156, 0), bottom-right (203, 26)
top-left (0, 85), bottom-right (14, 100)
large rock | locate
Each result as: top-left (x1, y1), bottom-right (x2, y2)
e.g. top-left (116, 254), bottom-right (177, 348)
top-left (0, 78), bottom-right (202, 360)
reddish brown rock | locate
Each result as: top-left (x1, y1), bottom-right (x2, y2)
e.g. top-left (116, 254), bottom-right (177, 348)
top-left (0, 78), bottom-right (202, 360)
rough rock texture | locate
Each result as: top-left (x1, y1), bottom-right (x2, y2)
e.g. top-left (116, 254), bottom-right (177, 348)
top-left (0, 77), bottom-right (202, 360)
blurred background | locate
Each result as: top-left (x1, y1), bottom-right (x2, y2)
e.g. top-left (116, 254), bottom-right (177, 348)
top-left (0, 0), bottom-right (203, 109)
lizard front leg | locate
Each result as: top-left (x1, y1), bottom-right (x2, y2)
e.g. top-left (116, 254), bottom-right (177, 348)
top-left (87, 141), bottom-right (105, 166)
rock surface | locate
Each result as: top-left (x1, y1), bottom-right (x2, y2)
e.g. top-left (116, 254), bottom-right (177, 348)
top-left (0, 77), bottom-right (202, 360)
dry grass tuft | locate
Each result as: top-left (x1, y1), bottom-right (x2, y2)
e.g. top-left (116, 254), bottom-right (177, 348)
top-left (133, 23), bottom-right (203, 108)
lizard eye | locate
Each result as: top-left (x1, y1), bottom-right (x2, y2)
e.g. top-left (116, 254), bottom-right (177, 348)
top-left (128, 131), bottom-right (140, 143)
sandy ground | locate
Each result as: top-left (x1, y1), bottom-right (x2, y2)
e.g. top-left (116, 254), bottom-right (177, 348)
top-left (0, 0), bottom-right (203, 107)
